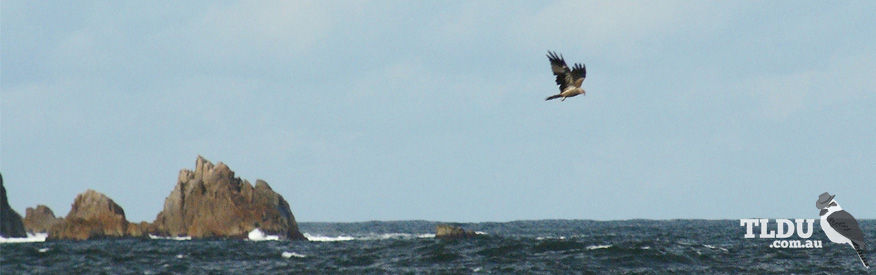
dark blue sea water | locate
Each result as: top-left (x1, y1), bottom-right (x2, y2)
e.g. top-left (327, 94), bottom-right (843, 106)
top-left (2, 220), bottom-right (873, 273)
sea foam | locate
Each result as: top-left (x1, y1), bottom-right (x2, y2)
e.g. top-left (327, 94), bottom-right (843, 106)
top-left (247, 228), bottom-right (279, 241)
top-left (148, 234), bottom-right (191, 241)
top-left (586, 244), bottom-right (613, 250)
top-left (302, 233), bottom-right (355, 242)
top-left (302, 232), bottom-right (435, 242)
top-left (282, 251), bottom-right (307, 258)
top-left (0, 233), bottom-right (47, 243)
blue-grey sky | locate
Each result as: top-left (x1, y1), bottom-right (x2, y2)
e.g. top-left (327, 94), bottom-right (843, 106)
top-left (2, 1), bottom-right (874, 222)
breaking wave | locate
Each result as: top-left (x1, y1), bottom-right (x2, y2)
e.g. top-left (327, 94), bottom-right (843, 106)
top-left (303, 233), bottom-right (355, 242)
top-left (247, 228), bottom-right (280, 241)
top-left (0, 233), bottom-right (47, 243)
top-left (586, 244), bottom-right (613, 250)
top-left (147, 234), bottom-right (191, 240)
top-left (282, 251), bottom-right (307, 258)
top-left (303, 232), bottom-right (434, 242)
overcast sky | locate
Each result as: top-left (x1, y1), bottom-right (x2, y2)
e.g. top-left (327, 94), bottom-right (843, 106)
top-left (2, 1), bottom-right (874, 222)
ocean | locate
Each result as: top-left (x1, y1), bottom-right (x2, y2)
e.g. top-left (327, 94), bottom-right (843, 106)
top-left (2, 220), bottom-right (873, 273)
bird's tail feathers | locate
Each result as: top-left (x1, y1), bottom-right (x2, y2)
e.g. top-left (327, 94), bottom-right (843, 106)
top-left (852, 242), bottom-right (870, 268)
top-left (545, 94), bottom-right (562, 101)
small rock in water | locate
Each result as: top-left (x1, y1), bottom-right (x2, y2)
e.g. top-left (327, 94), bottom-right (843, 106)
top-left (435, 224), bottom-right (478, 239)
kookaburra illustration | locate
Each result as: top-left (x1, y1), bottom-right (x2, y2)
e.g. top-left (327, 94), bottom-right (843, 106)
top-left (545, 51), bottom-right (586, 101)
top-left (817, 192), bottom-right (869, 268)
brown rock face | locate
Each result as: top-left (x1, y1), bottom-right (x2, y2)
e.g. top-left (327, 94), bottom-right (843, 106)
top-left (126, 221), bottom-right (153, 237)
top-left (23, 205), bottom-right (62, 234)
top-left (435, 224), bottom-right (477, 239)
top-left (48, 190), bottom-right (135, 240)
top-left (152, 156), bottom-right (306, 240)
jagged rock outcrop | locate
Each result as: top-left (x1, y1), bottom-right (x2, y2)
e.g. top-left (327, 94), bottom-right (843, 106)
top-left (435, 224), bottom-right (477, 239)
top-left (126, 221), bottom-right (153, 237)
top-left (23, 205), bottom-right (63, 234)
top-left (1, 173), bottom-right (28, 238)
top-left (47, 189), bottom-right (142, 240)
top-left (151, 156), bottom-right (306, 240)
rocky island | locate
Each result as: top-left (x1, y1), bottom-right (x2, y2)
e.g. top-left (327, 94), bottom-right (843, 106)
top-left (4, 156), bottom-right (306, 241)
top-left (47, 189), bottom-right (141, 240)
top-left (150, 156), bottom-right (306, 240)
top-left (1, 173), bottom-right (27, 238)
top-left (23, 205), bottom-right (63, 234)
top-left (435, 224), bottom-right (478, 239)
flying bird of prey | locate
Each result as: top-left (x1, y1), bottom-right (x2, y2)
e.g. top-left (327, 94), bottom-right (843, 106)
top-left (545, 51), bottom-right (587, 101)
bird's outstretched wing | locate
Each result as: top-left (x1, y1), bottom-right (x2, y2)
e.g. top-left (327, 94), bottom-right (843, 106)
top-left (547, 51), bottom-right (572, 92)
top-left (571, 63), bottom-right (586, 87)
top-left (547, 51), bottom-right (587, 90)
top-left (827, 210), bottom-right (866, 246)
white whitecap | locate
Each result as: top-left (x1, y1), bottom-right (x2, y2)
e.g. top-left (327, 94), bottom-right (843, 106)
top-left (586, 244), bottom-right (612, 250)
top-left (247, 228), bottom-right (280, 241)
top-left (0, 233), bottom-right (47, 244)
top-left (282, 251), bottom-right (306, 258)
top-left (303, 232), bottom-right (436, 242)
top-left (38, 248), bottom-right (50, 253)
top-left (475, 231), bottom-right (488, 235)
top-left (363, 233), bottom-right (434, 240)
top-left (148, 234), bottom-right (191, 241)
top-left (175, 254), bottom-right (184, 259)
top-left (303, 233), bottom-right (355, 242)
top-left (361, 233), bottom-right (406, 240)
top-left (704, 244), bottom-right (728, 252)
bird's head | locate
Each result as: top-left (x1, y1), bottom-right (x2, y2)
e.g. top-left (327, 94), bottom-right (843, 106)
top-left (820, 200), bottom-right (843, 216)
